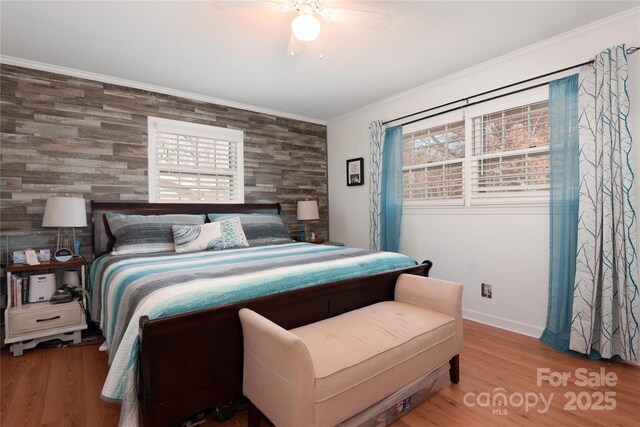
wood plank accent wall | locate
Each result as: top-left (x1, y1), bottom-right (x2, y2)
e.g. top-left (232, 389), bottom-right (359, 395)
top-left (0, 64), bottom-right (328, 261)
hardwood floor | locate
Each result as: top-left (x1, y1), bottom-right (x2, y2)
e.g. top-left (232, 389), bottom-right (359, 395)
top-left (1, 320), bottom-right (638, 426)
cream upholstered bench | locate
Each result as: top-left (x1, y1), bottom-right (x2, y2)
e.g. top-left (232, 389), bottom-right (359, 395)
top-left (239, 274), bottom-right (463, 427)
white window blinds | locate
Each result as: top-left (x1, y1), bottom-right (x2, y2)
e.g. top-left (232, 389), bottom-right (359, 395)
top-left (402, 120), bottom-right (465, 203)
top-left (148, 117), bottom-right (244, 203)
top-left (401, 89), bottom-right (550, 208)
top-left (470, 100), bottom-right (550, 203)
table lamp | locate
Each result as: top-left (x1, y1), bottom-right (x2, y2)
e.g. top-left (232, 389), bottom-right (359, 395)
top-left (42, 196), bottom-right (87, 255)
top-left (297, 200), bottom-right (319, 241)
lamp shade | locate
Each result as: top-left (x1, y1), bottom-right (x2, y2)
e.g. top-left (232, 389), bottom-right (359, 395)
top-left (297, 200), bottom-right (319, 221)
top-left (42, 196), bottom-right (87, 227)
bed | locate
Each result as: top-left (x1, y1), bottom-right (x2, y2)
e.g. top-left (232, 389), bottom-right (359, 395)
top-left (90, 202), bottom-right (432, 427)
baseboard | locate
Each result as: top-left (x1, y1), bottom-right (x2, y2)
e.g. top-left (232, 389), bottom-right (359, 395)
top-left (463, 308), bottom-right (544, 338)
top-left (463, 309), bottom-right (640, 365)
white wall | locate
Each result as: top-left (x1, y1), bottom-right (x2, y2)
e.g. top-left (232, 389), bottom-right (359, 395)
top-left (327, 8), bottom-right (640, 338)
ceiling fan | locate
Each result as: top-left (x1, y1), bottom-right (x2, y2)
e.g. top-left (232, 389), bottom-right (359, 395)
top-left (216, 0), bottom-right (392, 56)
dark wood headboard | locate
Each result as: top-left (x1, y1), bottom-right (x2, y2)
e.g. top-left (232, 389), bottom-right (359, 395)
top-left (91, 202), bottom-right (282, 257)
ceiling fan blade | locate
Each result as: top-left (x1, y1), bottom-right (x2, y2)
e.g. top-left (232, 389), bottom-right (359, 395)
top-left (320, 7), bottom-right (391, 30)
top-left (213, 0), bottom-right (291, 13)
top-left (287, 32), bottom-right (305, 56)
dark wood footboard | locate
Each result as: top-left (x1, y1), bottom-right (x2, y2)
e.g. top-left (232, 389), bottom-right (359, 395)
top-left (138, 261), bottom-right (432, 427)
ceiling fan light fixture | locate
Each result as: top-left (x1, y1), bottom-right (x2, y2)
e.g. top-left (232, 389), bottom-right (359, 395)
top-left (291, 14), bottom-right (321, 42)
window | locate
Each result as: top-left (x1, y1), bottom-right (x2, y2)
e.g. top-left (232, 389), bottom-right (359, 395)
top-left (148, 117), bottom-right (244, 203)
top-left (402, 89), bottom-right (549, 207)
top-left (471, 100), bottom-right (550, 203)
top-left (403, 115), bottom-right (465, 204)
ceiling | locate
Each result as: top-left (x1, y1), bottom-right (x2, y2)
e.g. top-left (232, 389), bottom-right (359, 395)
top-left (1, 1), bottom-right (638, 122)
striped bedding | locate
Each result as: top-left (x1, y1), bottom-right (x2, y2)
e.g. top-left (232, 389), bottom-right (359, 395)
top-left (89, 242), bottom-right (417, 425)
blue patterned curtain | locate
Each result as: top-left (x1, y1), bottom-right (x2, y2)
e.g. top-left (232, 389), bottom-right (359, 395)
top-left (380, 126), bottom-right (403, 252)
top-left (369, 122), bottom-right (403, 252)
top-left (540, 74), bottom-right (580, 351)
top-left (570, 45), bottom-right (639, 362)
top-left (369, 121), bottom-right (384, 250)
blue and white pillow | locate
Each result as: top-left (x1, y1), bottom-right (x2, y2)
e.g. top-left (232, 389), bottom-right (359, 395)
top-left (107, 213), bottom-right (205, 255)
top-left (218, 217), bottom-right (250, 248)
top-left (207, 213), bottom-right (292, 246)
top-left (172, 217), bottom-right (249, 253)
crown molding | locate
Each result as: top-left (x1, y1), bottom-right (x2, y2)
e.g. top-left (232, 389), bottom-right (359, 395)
top-left (327, 6), bottom-right (640, 124)
top-left (0, 55), bottom-right (327, 126)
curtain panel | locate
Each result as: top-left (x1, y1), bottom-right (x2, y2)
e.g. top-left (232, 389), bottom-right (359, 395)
top-left (540, 74), bottom-right (580, 352)
top-left (369, 122), bottom-right (403, 252)
top-left (570, 45), bottom-right (639, 361)
top-left (369, 121), bottom-right (384, 251)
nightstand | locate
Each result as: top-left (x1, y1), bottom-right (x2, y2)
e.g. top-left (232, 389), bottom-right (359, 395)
top-left (4, 259), bottom-right (87, 356)
top-left (306, 240), bottom-right (345, 246)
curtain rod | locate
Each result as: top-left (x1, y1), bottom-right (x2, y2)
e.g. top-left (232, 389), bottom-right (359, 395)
top-left (384, 46), bottom-right (639, 127)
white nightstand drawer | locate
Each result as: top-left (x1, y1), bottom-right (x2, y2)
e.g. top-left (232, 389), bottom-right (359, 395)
top-left (8, 302), bottom-right (84, 336)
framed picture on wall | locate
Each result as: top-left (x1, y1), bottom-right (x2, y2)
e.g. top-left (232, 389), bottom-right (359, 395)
top-left (347, 157), bottom-right (364, 186)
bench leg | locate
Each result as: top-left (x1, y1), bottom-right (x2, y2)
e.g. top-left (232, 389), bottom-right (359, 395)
top-left (248, 401), bottom-right (262, 427)
top-left (449, 354), bottom-right (460, 384)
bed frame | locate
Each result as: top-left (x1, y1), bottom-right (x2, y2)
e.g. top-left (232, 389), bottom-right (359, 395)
top-left (91, 202), bottom-right (432, 427)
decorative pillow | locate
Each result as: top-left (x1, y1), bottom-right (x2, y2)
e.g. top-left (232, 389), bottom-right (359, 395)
top-left (172, 222), bottom-right (224, 253)
top-left (172, 217), bottom-right (249, 253)
top-left (106, 213), bottom-right (205, 255)
top-left (207, 213), bottom-right (292, 246)
top-left (219, 216), bottom-right (251, 249)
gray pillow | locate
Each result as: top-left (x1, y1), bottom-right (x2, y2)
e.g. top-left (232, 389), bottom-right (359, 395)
top-left (207, 213), bottom-right (292, 246)
top-left (107, 213), bottom-right (205, 255)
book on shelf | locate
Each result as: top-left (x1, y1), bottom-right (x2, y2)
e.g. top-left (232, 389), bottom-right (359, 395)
top-left (16, 277), bottom-right (22, 308)
top-left (22, 276), bottom-right (29, 305)
top-left (10, 274), bottom-right (16, 308)
top-left (9, 274), bottom-right (30, 308)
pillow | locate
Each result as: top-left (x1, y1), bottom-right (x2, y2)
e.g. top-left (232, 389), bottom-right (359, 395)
top-left (218, 216), bottom-right (251, 249)
top-left (106, 213), bottom-right (205, 255)
top-left (172, 217), bottom-right (249, 253)
top-left (207, 213), bottom-right (292, 246)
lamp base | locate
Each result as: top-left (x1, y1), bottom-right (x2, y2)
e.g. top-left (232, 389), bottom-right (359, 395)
top-left (56, 227), bottom-right (78, 255)
top-left (304, 221), bottom-right (314, 242)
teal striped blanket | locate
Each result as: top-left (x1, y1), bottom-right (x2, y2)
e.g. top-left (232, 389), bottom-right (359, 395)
top-left (89, 242), bottom-right (417, 424)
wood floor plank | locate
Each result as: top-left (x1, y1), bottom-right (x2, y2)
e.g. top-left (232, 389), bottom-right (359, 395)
top-left (0, 343), bottom-right (117, 427)
top-left (81, 341), bottom-right (119, 424)
top-left (394, 321), bottom-right (640, 427)
top-left (1, 320), bottom-right (638, 426)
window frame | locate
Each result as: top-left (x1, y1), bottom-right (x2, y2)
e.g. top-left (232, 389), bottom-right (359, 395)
top-left (147, 116), bottom-right (245, 204)
top-left (402, 110), bottom-right (466, 207)
top-left (466, 87), bottom-right (549, 206)
top-left (402, 87), bottom-right (550, 214)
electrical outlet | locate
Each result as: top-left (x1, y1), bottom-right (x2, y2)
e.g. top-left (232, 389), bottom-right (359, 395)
top-left (481, 283), bottom-right (492, 299)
